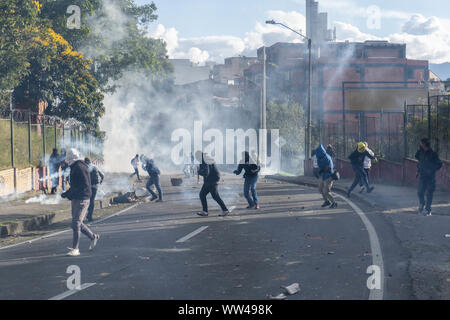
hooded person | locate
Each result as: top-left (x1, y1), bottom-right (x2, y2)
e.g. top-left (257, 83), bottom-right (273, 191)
top-left (415, 138), bottom-right (442, 215)
top-left (49, 148), bottom-right (60, 194)
top-left (359, 142), bottom-right (377, 193)
top-left (142, 156), bottom-right (163, 202)
top-left (234, 151), bottom-right (261, 209)
top-left (61, 149), bottom-right (100, 257)
top-left (195, 151), bottom-right (229, 217)
top-left (347, 142), bottom-right (375, 198)
top-left (315, 145), bottom-right (338, 208)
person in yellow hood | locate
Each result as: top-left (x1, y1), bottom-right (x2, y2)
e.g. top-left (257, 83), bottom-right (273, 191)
top-left (346, 142), bottom-right (375, 198)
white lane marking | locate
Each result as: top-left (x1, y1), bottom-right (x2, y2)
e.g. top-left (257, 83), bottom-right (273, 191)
top-left (48, 283), bottom-right (96, 300)
top-left (176, 226), bottom-right (209, 243)
top-left (0, 203), bottom-right (140, 251)
top-left (337, 195), bottom-right (385, 300)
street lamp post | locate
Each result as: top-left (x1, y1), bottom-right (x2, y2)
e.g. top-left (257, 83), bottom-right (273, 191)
top-left (266, 20), bottom-right (312, 160)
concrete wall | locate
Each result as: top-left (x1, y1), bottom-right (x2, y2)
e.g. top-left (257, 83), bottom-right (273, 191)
top-left (0, 169), bottom-right (15, 197)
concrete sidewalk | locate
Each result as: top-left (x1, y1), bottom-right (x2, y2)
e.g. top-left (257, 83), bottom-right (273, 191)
top-left (271, 174), bottom-right (450, 300)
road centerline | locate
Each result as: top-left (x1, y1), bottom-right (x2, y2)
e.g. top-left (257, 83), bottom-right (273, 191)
top-left (176, 226), bottom-right (209, 243)
top-left (48, 283), bottom-right (96, 300)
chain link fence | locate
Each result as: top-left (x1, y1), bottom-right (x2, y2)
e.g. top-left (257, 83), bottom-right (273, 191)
top-left (0, 107), bottom-right (100, 170)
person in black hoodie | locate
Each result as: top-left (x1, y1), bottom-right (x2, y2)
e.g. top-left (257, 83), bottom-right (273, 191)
top-left (415, 138), bottom-right (442, 216)
top-left (195, 151), bottom-right (229, 217)
top-left (61, 149), bottom-right (99, 257)
top-left (142, 156), bottom-right (163, 202)
top-left (234, 151), bottom-right (261, 209)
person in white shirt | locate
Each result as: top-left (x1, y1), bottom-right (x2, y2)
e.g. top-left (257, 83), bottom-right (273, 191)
top-left (359, 142), bottom-right (377, 193)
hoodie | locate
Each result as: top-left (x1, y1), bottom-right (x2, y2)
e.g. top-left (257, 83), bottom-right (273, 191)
top-left (198, 154), bottom-right (221, 185)
top-left (315, 145), bottom-right (334, 180)
top-left (62, 160), bottom-right (91, 200)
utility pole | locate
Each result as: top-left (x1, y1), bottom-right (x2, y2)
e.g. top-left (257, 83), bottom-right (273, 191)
top-left (261, 46), bottom-right (267, 169)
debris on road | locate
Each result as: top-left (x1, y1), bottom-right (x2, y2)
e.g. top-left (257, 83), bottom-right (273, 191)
top-left (171, 178), bottom-right (183, 186)
top-left (110, 192), bottom-right (138, 204)
top-left (268, 293), bottom-right (287, 300)
top-left (273, 277), bottom-right (287, 281)
top-left (282, 283), bottom-right (300, 295)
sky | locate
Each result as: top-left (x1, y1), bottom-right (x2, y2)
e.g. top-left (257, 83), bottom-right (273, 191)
top-left (137, 0), bottom-right (450, 65)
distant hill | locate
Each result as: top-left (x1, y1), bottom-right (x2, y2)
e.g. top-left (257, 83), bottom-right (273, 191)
top-left (430, 63), bottom-right (450, 80)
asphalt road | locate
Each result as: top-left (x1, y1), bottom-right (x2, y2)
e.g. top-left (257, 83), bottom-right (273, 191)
top-left (0, 175), bottom-right (412, 300)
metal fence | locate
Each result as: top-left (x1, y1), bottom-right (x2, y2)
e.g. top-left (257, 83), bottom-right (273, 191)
top-left (0, 107), bottom-right (100, 170)
top-left (318, 94), bottom-right (450, 162)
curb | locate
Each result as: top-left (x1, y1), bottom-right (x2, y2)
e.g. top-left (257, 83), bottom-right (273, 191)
top-left (267, 175), bottom-right (378, 209)
top-left (0, 195), bottom-right (118, 239)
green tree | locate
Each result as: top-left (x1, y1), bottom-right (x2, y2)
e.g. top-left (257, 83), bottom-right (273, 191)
top-left (0, 0), bottom-right (41, 104)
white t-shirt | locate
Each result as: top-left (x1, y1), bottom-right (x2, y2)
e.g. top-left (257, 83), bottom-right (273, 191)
top-left (364, 148), bottom-right (375, 169)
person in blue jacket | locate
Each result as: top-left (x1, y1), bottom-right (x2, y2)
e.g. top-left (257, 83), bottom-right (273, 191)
top-left (315, 145), bottom-right (338, 209)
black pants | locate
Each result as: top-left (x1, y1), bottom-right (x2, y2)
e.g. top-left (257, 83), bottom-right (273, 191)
top-left (200, 183), bottom-right (228, 213)
top-left (130, 168), bottom-right (141, 180)
top-left (87, 187), bottom-right (98, 221)
top-left (418, 176), bottom-right (436, 212)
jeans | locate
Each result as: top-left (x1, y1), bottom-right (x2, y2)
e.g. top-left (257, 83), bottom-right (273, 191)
top-left (71, 199), bottom-right (95, 250)
top-left (244, 175), bottom-right (258, 207)
top-left (349, 165), bottom-right (370, 193)
top-left (319, 177), bottom-right (335, 203)
top-left (359, 168), bottom-right (371, 187)
top-left (87, 187), bottom-right (98, 221)
top-left (200, 183), bottom-right (228, 213)
top-left (418, 176), bottom-right (436, 212)
top-left (146, 175), bottom-right (163, 200)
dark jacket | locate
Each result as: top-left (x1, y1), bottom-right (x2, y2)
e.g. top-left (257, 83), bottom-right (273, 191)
top-left (62, 160), bottom-right (91, 200)
top-left (89, 164), bottom-right (104, 188)
top-left (234, 153), bottom-right (260, 178)
top-left (198, 156), bottom-right (221, 185)
top-left (415, 148), bottom-right (442, 178)
top-left (349, 149), bottom-right (374, 167)
top-left (316, 145), bottom-right (334, 180)
top-left (143, 159), bottom-right (160, 179)
top-left (49, 153), bottom-right (60, 172)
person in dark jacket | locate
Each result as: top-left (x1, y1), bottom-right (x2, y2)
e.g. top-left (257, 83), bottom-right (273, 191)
top-left (49, 148), bottom-right (60, 194)
top-left (415, 138), bottom-right (442, 216)
top-left (347, 142), bottom-right (375, 198)
top-left (85, 157), bottom-right (105, 222)
top-left (142, 156), bottom-right (163, 202)
top-left (196, 151), bottom-right (229, 217)
top-left (61, 149), bottom-right (99, 257)
top-left (316, 145), bottom-right (338, 208)
top-left (234, 151), bottom-right (261, 209)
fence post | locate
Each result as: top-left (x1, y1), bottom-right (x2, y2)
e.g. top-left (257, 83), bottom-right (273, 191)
top-left (28, 112), bottom-right (31, 165)
top-left (54, 120), bottom-right (57, 150)
top-left (10, 109), bottom-right (14, 168)
top-left (403, 101), bottom-right (407, 159)
top-left (427, 92), bottom-right (431, 139)
top-left (42, 115), bottom-right (46, 165)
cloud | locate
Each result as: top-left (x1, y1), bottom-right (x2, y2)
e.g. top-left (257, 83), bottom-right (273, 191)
top-left (148, 9), bottom-right (450, 65)
top-left (147, 10), bottom-right (307, 64)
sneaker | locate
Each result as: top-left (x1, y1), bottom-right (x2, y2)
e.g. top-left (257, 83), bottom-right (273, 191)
top-left (89, 234), bottom-right (100, 251)
top-left (425, 210), bottom-right (432, 216)
top-left (156, 199), bottom-right (163, 203)
top-left (321, 200), bottom-right (331, 208)
top-left (197, 211), bottom-right (208, 217)
top-left (367, 186), bottom-right (375, 193)
top-left (418, 204), bottom-right (425, 214)
top-left (219, 210), bottom-right (230, 217)
top-left (254, 204), bottom-right (260, 210)
top-left (150, 196), bottom-right (157, 201)
top-left (66, 248), bottom-right (80, 257)
top-left (359, 186), bottom-right (365, 193)
top-left (329, 202), bottom-right (338, 209)
top-left (346, 191), bottom-right (351, 198)
top-left (246, 205), bottom-right (255, 209)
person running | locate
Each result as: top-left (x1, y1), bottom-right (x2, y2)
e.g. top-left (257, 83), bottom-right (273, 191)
top-left (347, 142), bottom-right (375, 198)
top-left (142, 156), bottom-right (163, 202)
top-left (85, 158), bottom-right (104, 222)
top-left (415, 138), bottom-right (442, 216)
top-left (130, 154), bottom-right (141, 182)
top-left (49, 148), bottom-right (60, 194)
top-left (359, 142), bottom-right (377, 193)
top-left (196, 151), bottom-right (230, 217)
top-left (61, 149), bottom-right (100, 257)
top-left (234, 151), bottom-right (261, 209)
top-left (316, 145), bottom-right (338, 208)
